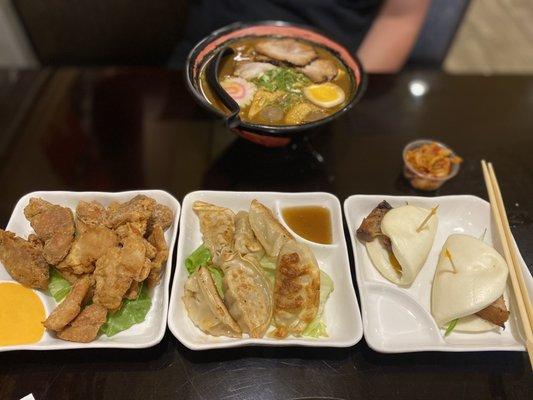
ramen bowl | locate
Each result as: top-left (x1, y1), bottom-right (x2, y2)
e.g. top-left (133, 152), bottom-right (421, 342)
top-left (185, 21), bottom-right (366, 147)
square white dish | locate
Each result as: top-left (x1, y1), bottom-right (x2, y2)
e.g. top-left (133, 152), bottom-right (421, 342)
top-left (344, 194), bottom-right (533, 353)
top-left (0, 190), bottom-right (180, 351)
top-left (168, 191), bottom-right (363, 350)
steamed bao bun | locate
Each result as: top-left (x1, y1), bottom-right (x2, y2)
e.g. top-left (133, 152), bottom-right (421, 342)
top-left (431, 234), bottom-right (509, 332)
top-left (366, 205), bottom-right (438, 286)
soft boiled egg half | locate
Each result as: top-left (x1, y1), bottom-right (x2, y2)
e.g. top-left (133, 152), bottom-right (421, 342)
top-left (304, 82), bottom-right (345, 108)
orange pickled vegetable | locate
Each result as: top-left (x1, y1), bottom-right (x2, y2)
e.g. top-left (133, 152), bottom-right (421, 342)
top-left (405, 142), bottom-right (462, 178)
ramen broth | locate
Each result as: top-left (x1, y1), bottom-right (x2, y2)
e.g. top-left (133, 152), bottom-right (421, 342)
top-left (199, 37), bottom-right (352, 126)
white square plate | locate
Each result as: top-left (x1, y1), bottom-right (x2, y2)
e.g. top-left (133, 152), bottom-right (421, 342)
top-left (344, 194), bottom-right (533, 353)
top-left (168, 191), bottom-right (362, 350)
top-left (0, 190), bottom-right (180, 351)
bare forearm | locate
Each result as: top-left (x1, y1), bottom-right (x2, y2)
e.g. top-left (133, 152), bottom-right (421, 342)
top-left (357, 0), bottom-right (430, 73)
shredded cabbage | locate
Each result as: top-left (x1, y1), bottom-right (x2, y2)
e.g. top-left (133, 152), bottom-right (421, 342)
top-left (303, 270), bottom-right (334, 338)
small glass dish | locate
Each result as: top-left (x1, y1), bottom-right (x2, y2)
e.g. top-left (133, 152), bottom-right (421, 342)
top-left (402, 139), bottom-right (461, 191)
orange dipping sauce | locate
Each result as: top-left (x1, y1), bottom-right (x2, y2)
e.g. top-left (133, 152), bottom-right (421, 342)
top-left (0, 282), bottom-right (45, 346)
top-left (282, 206), bottom-right (333, 244)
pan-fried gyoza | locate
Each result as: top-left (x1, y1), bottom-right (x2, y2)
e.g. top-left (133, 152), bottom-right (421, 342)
top-left (182, 199), bottom-right (333, 339)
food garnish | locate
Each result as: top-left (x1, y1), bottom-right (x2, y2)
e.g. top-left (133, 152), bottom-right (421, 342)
top-left (405, 142), bottom-right (462, 179)
top-left (444, 318), bottom-right (458, 336)
top-left (220, 77), bottom-right (256, 107)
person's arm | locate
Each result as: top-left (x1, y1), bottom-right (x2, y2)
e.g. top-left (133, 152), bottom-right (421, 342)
top-left (357, 0), bottom-right (430, 73)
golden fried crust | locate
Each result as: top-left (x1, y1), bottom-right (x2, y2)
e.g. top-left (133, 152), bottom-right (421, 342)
top-left (75, 200), bottom-right (107, 234)
top-left (57, 226), bottom-right (119, 274)
top-left (0, 229), bottom-right (49, 289)
top-left (105, 195), bottom-right (155, 229)
top-left (57, 304), bottom-right (107, 343)
top-left (44, 276), bottom-right (92, 331)
top-left (273, 241), bottom-right (320, 338)
top-left (146, 225), bottom-right (169, 288)
top-left (147, 204), bottom-right (173, 234)
top-left (24, 198), bottom-right (75, 265)
top-left (93, 247), bottom-right (132, 310)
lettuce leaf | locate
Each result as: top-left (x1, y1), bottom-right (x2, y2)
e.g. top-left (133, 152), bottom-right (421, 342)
top-left (100, 283), bottom-right (151, 337)
top-left (259, 256), bottom-right (276, 287)
top-left (303, 270), bottom-right (334, 338)
top-left (185, 244), bottom-right (211, 275)
top-left (48, 268), bottom-right (72, 302)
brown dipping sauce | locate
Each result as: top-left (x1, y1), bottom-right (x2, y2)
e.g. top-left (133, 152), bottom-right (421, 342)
top-left (282, 206), bottom-right (332, 244)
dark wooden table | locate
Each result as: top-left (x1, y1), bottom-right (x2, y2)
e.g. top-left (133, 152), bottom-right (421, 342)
top-left (0, 68), bottom-right (532, 400)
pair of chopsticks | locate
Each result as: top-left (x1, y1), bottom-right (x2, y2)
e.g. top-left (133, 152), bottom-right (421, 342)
top-left (481, 160), bottom-right (533, 368)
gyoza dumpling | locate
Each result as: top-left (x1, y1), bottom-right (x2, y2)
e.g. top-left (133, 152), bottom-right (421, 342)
top-left (193, 201), bottom-right (235, 264)
top-left (222, 253), bottom-right (273, 338)
top-left (272, 240), bottom-right (320, 338)
top-left (234, 211), bottom-right (265, 260)
top-left (183, 266), bottom-right (241, 337)
top-left (365, 205), bottom-right (437, 286)
top-left (249, 199), bottom-right (293, 258)
top-left (432, 234), bottom-right (509, 332)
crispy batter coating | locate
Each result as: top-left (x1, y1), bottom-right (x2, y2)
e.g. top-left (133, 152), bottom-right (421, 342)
top-left (44, 276), bottom-right (92, 331)
top-left (57, 304), bottom-right (107, 343)
top-left (0, 229), bottom-right (49, 289)
top-left (147, 204), bottom-right (173, 234)
top-left (75, 200), bottom-right (107, 234)
top-left (57, 226), bottom-right (118, 274)
top-left (106, 195), bottom-right (155, 229)
top-left (93, 248), bottom-right (132, 310)
top-left (146, 225), bottom-right (169, 288)
top-left (24, 198), bottom-right (75, 265)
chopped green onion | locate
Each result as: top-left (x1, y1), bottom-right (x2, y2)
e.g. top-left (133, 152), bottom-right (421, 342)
top-left (444, 318), bottom-right (459, 336)
top-left (185, 244), bottom-right (211, 275)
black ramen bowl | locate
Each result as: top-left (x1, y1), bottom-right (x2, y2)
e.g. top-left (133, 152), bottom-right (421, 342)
top-left (185, 20), bottom-right (367, 147)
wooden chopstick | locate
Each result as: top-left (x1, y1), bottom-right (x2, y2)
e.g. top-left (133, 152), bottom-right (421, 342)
top-left (481, 160), bottom-right (533, 367)
top-left (488, 162), bottom-right (533, 327)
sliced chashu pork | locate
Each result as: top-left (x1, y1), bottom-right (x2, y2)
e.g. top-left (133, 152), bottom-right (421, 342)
top-left (298, 59), bottom-right (338, 83)
top-left (255, 39), bottom-right (317, 66)
top-left (356, 200), bottom-right (393, 251)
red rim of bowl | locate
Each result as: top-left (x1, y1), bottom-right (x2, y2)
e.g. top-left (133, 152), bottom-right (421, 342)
top-left (402, 139), bottom-right (461, 181)
top-left (184, 20), bottom-right (367, 137)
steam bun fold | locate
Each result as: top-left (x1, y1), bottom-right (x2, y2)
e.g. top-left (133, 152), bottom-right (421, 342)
top-left (367, 205), bottom-right (437, 286)
top-left (431, 234), bottom-right (508, 331)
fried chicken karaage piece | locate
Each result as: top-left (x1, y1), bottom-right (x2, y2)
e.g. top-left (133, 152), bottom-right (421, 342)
top-left (125, 280), bottom-right (140, 300)
top-left (44, 276), bottom-right (92, 331)
top-left (57, 226), bottom-right (118, 274)
top-left (93, 233), bottom-right (154, 310)
top-left (147, 204), bottom-right (173, 234)
top-left (106, 195), bottom-right (155, 230)
top-left (24, 198), bottom-right (75, 265)
top-left (0, 229), bottom-right (49, 289)
top-left (120, 235), bottom-right (153, 282)
top-left (75, 200), bottom-right (107, 235)
top-left (146, 225), bottom-right (169, 288)
top-left (93, 247), bottom-right (133, 310)
top-left (57, 304), bottom-right (107, 343)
